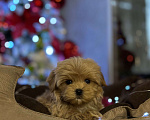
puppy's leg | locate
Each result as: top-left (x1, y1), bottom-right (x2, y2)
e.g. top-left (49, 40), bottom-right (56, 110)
top-left (36, 90), bottom-right (51, 108)
top-left (89, 111), bottom-right (103, 120)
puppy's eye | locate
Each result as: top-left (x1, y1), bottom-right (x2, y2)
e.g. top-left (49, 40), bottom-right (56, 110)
top-left (85, 79), bottom-right (90, 84)
top-left (66, 80), bottom-right (73, 85)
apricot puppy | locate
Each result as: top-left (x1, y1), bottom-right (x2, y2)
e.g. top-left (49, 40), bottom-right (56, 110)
top-left (37, 57), bottom-right (106, 120)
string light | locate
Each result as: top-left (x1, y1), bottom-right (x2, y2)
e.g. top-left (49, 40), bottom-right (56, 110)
top-left (50, 18), bottom-right (57, 24)
top-left (39, 17), bottom-right (46, 24)
top-left (108, 98), bottom-right (112, 103)
top-left (32, 35), bottom-right (39, 43)
top-left (114, 96), bottom-right (119, 101)
top-left (4, 41), bottom-right (14, 48)
top-left (142, 112), bottom-right (149, 117)
top-left (46, 46), bottom-right (54, 55)
top-left (114, 96), bottom-right (119, 103)
top-left (125, 85), bottom-right (130, 90)
top-left (24, 3), bottom-right (30, 9)
top-left (10, 4), bottom-right (16, 11)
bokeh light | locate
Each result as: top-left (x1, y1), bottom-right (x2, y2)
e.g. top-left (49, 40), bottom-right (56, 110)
top-left (125, 85), bottom-right (130, 90)
top-left (24, 3), bottom-right (30, 9)
top-left (50, 18), bottom-right (57, 24)
top-left (142, 112), bottom-right (149, 117)
top-left (32, 35), bottom-right (39, 43)
top-left (10, 4), bottom-right (16, 11)
top-left (45, 3), bottom-right (51, 9)
top-left (114, 96), bottom-right (119, 101)
top-left (39, 17), bottom-right (46, 24)
top-left (108, 98), bottom-right (112, 103)
top-left (127, 55), bottom-right (134, 62)
top-left (13, 0), bottom-right (19, 4)
top-left (46, 46), bottom-right (54, 55)
top-left (5, 41), bottom-right (14, 48)
top-left (117, 38), bottom-right (124, 46)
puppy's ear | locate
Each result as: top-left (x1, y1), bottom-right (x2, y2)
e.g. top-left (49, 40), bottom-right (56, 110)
top-left (100, 72), bottom-right (107, 86)
top-left (46, 70), bottom-right (57, 92)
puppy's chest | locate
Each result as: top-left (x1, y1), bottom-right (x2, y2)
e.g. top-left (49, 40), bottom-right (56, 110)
top-left (50, 103), bottom-right (89, 118)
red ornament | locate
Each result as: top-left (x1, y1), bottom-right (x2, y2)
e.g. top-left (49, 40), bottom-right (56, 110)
top-left (33, 0), bottom-right (43, 8)
top-left (5, 10), bottom-right (40, 39)
top-left (50, 0), bottom-right (65, 9)
top-left (63, 41), bottom-right (81, 59)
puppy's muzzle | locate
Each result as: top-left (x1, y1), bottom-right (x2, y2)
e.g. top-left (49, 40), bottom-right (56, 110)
top-left (75, 89), bottom-right (83, 96)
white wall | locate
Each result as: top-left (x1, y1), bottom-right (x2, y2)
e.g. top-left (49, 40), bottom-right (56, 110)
top-left (61, 0), bottom-right (113, 85)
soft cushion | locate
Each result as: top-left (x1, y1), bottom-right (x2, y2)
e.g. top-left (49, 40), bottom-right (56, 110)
top-left (102, 92), bottom-right (150, 119)
top-left (0, 65), bottom-right (65, 120)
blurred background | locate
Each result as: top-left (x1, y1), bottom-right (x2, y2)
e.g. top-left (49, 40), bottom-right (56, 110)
top-left (0, 0), bottom-right (150, 87)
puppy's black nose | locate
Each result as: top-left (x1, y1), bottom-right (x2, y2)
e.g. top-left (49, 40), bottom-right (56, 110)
top-left (75, 89), bottom-right (83, 95)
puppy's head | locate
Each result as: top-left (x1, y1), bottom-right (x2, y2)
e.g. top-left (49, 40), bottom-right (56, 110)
top-left (47, 57), bottom-right (106, 105)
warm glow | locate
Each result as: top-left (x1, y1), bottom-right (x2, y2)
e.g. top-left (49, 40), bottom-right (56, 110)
top-left (55, 0), bottom-right (62, 2)
top-left (127, 55), bottom-right (134, 62)
top-left (65, 43), bottom-right (72, 49)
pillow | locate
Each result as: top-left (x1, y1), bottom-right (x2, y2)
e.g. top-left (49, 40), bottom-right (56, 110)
top-left (102, 92), bottom-right (150, 119)
top-left (0, 65), bottom-right (65, 120)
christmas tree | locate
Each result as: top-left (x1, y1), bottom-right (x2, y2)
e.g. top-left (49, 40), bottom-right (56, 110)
top-left (0, 0), bottom-right (81, 86)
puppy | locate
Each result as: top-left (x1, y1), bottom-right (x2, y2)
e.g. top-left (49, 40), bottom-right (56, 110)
top-left (37, 57), bottom-right (106, 120)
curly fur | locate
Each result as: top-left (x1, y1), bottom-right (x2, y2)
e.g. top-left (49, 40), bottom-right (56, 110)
top-left (37, 57), bottom-right (106, 120)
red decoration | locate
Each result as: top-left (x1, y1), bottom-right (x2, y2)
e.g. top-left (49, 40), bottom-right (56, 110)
top-left (6, 10), bottom-right (40, 39)
top-left (63, 41), bottom-right (81, 59)
top-left (50, 0), bottom-right (65, 9)
top-left (0, 22), bottom-right (8, 29)
top-left (33, 0), bottom-right (43, 8)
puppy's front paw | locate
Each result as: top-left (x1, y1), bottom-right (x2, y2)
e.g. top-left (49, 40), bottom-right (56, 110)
top-left (89, 111), bottom-right (103, 120)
